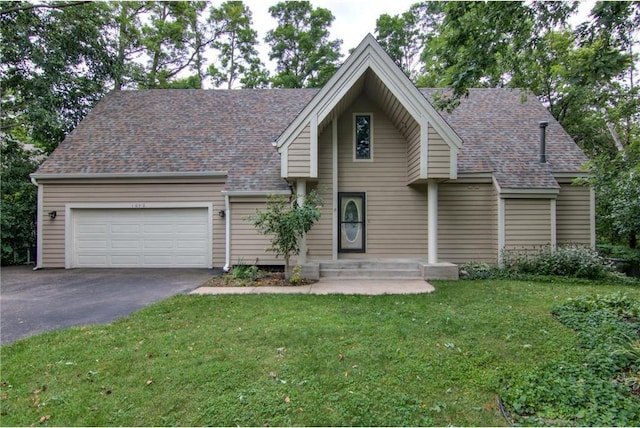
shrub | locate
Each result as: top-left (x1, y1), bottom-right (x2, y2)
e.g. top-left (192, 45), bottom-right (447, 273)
top-left (502, 245), bottom-right (616, 280)
top-left (289, 265), bottom-right (303, 285)
top-left (229, 264), bottom-right (260, 281)
top-left (459, 262), bottom-right (497, 280)
top-left (502, 293), bottom-right (640, 426)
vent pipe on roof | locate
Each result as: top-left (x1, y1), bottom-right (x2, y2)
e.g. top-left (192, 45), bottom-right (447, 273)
top-left (539, 121), bottom-right (549, 163)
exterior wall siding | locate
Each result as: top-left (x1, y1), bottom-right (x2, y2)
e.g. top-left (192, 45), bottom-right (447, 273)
top-left (229, 198), bottom-right (284, 265)
top-left (439, 182), bottom-right (497, 264)
top-left (427, 125), bottom-right (451, 178)
top-left (406, 122), bottom-right (421, 182)
top-left (306, 125), bottom-right (334, 258)
top-left (556, 182), bottom-right (592, 245)
top-left (337, 93), bottom-right (428, 259)
top-left (287, 123), bottom-right (311, 177)
top-left (39, 178), bottom-right (225, 268)
top-left (505, 198), bottom-right (552, 249)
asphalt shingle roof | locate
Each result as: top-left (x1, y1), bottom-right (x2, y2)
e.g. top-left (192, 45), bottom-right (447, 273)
top-left (36, 87), bottom-right (588, 191)
top-left (36, 89), bottom-right (319, 191)
top-left (421, 88), bottom-right (588, 189)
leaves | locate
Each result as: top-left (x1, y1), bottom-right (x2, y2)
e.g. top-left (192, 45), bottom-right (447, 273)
top-left (0, 139), bottom-right (39, 265)
top-left (249, 190), bottom-right (323, 276)
top-left (208, 1), bottom-right (268, 89)
top-left (265, 1), bottom-right (342, 88)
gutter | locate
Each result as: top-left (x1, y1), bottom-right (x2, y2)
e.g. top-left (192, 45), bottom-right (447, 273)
top-left (30, 171), bottom-right (228, 180)
top-left (221, 190), bottom-right (291, 196)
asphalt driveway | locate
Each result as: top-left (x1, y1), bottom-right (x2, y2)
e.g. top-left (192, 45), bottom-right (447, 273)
top-left (1, 266), bottom-right (218, 345)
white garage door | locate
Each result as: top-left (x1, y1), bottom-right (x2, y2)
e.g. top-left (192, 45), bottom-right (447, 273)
top-left (71, 208), bottom-right (210, 268)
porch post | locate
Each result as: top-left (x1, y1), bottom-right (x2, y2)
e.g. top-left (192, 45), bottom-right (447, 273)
top-left (550, 198), bottom-right (557, 251)
top-left (332, 118), bottom-right (338, 260)
top-left (428, 179), bottom-right (438, 264)
top-left (297, 179), bottom-right (307, 265)
top-left (497, 196), bottom-right (506, 267)
top-left (224, 194), bottom-right (231, 272)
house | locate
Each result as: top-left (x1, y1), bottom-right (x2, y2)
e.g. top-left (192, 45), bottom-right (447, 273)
top-left (31, 35), bottom-right (593, 279)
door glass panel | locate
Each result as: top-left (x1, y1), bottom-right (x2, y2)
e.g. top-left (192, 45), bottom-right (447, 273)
top-left (344, 200), bottom-right (360, 242)
top-left (339, 193), bottom-right (365, 252)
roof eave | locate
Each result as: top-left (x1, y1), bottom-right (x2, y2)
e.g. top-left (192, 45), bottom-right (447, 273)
top-left (31, 171), bottom-right (228, 180)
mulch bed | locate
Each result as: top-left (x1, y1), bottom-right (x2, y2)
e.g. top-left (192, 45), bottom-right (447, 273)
top-left (200, 271), bottom-right (316, 287)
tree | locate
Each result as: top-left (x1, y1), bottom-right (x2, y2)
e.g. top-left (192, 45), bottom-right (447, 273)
top-left (108, 1), bottom-right (149, 90)
top-left (374, 5), bottom-right (426, 80)
top-left (265, 1), bottom-right (342, 88)
top-left (1, 1), bottom-right (115, 154)
top-left (250, 191), bottom-right (323, 277)
top-left (417, 1), bottom-right (577, 110)
top-left (135, 1), bottom-right (214, 89)
top-left (0, 138), bottom-right (40, 265)
top-left (584, 142), bottom-right (640, 249)
top-left (208, 1), bottom-right (268, 89)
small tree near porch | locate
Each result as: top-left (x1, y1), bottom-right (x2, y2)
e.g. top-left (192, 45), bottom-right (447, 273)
top-left (250, 190), bottom-right (323, 278)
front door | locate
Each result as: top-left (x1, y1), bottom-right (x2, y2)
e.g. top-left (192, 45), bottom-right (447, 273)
top-left (339, 192), bottom-right (365, 253)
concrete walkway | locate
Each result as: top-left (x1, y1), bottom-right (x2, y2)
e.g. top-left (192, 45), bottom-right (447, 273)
top-left (192, 278), bottom-right (435, 295)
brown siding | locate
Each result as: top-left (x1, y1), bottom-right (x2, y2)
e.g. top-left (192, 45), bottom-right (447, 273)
top-left (287, 123), bottom-right (311, 177)
top-left (306, 126), bottom-right (334, 258)
top-left (337, 93), bottom-right (428, 259)
top-left (505, 198), bottom-right (552, 249)
top-left (406, 122), bottom-right (421, 182)
top-left (428, 125), bottom-right (451, 178)
top-left (556, 183), bottom-right (591, 245)
top-left (229, 198), bottom-right (284, 265)
top-left (39, 178), bottom-right (225, 268)
top-left (439, 182), bottom-right (497, 264)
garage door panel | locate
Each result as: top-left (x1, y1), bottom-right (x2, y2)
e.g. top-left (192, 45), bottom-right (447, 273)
top-left (72, 208), bottom-right (210, 268)
top-left (78, 224), bottom-right (109, 234)
top-left (111, 224), bottom-right (141, 233)
top-left (171, 255), bottom-right (208, 265)
top-left (144, 224), bottom-right (175, 233)
top-left (110, 240), bottom-right (141, 249)
top-left (77, 238), bottom-right (108, 249)
top-left (77, 255), bottom-right (108, 265)
top-left (143, 239), bottom-right (174, 249)
top-left (178, 224), bottom-right (206, 233)
top-left (111, 255), bottom-right (143, 266)
top-left (177, 239), bottom-right (207, 249)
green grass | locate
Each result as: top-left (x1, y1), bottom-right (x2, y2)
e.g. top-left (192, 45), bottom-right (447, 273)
top-left (1, 279), bottom-right (639, 426)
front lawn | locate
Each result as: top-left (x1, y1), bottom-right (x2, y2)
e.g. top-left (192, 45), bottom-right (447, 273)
top-left (1, 279), bottom-right (638, 426)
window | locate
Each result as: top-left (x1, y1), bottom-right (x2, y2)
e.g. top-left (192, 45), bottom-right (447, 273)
top-left (354, 114), bottom-right (372, 160)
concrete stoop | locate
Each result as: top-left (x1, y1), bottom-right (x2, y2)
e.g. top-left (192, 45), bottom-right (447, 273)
top-left (300, 260), bottom-right (459, 281)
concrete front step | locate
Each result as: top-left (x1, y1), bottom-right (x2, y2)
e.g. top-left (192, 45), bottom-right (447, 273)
top-left (301, 260), bottom-right (459, 281)
top-left (320, 268), bottom-right (422, 279)
top-left (319, 261), bottom-right (422, 279)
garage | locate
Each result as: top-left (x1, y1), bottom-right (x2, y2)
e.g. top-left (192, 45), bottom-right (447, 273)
top-left (69, 207), bottom-right (211, 268)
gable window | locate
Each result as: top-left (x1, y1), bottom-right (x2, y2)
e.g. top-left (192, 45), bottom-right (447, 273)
top-left (354, 114), bottom-right (373, 161)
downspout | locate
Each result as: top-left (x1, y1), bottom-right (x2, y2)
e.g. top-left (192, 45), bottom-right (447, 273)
top-left (223, 194), bottom-right (231, 272)
top-left (30, 176), bottom-right (43, 270)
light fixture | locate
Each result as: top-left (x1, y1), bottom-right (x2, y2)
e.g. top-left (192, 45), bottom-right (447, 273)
top-left (48, 211), bottom-right (57, 220)
top-left (218, 210), bottom-right (225, 218)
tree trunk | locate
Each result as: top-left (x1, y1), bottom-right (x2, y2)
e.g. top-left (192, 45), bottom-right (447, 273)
top-left (284, 255), bottom-right (291, 279)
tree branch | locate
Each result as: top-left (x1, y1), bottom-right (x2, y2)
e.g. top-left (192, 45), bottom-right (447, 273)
top-left (1, 1), bottom-right (91, 16)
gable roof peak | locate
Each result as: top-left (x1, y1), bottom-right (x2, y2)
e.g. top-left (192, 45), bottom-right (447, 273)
top-left (276, 34), bottom-right (461, 152)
